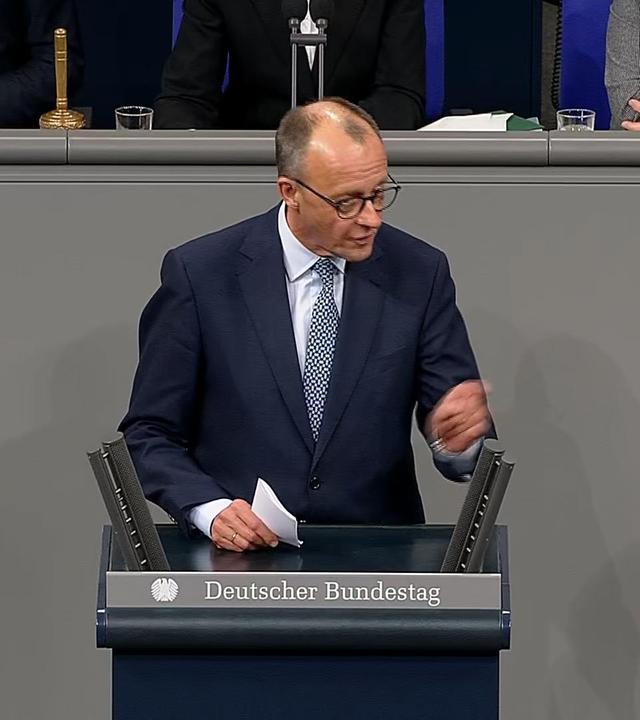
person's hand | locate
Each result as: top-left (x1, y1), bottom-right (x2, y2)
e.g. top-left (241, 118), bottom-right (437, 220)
top-left (211, 499), bottom-right (279, 552)
top-left (621, 98), bottom-right (640, 131)
top-left (425, 380), bottom-right (491, 454)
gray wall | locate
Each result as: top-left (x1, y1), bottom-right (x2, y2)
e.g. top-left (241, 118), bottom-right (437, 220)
top-left (1, 140), bottom-right (639, 718)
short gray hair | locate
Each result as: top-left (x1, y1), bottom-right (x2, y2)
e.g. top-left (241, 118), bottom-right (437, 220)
top-left (275, 98), bottom-right (382, 178)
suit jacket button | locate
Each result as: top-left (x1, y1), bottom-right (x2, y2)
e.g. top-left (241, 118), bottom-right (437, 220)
top-left (310, 476), bottom-right (321, 490)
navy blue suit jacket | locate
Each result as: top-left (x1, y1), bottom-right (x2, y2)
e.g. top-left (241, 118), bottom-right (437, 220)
top-left (120, 207), bottom-right (483, 535)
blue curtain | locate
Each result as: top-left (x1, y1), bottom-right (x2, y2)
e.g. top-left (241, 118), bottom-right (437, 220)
top-left (559, 0), bottom-right (612, 129)
top-left (172, 0), bottom-right (183, 45)
top-left (425, 0), bottom-right (445, 120)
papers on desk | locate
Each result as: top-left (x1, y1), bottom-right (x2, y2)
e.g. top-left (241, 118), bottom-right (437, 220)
top-left (418, 112), bottom-right (543, 132)
top-left (419, 112), bottom-right (511, 132)
top-left (251, 478), bottom-right (303, 548)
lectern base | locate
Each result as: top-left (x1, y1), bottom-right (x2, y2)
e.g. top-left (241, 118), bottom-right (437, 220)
top-left (113, 652), bottom-right (498, 720)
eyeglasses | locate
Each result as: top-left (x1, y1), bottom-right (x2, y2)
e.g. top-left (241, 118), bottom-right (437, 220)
top-left (291, 175), bottom-right (402, 219)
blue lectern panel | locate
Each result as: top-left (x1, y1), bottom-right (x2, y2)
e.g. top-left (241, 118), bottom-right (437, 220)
top-left (113, 653), bottom-right (499, 720)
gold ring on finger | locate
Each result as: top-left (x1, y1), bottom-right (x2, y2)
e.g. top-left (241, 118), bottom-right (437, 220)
top-left (231, 531), bottom-right (238, 544)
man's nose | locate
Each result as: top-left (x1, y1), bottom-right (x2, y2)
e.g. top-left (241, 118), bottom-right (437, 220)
top-left (358, 199), bottom-right (382, 227)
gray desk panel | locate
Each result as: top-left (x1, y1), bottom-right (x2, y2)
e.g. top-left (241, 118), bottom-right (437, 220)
top-left (549, 130), bottom-right (640, 165)
top-left (4, 165), bottom-right (640, 185)
top-left (1, 145), bottom-right (639, 720)
top-left (66, 130), bottom-right (549, 167)
top-left (382, 131), bottom-right (549, 166)
top-left (68, 130), bottom-right (278, 165)
top-left (3, 130), bottom-right (640, 168)
top-left (0, 166), bottom-right (278, 184)
top-left (0, 130), bottom-right (67, 164)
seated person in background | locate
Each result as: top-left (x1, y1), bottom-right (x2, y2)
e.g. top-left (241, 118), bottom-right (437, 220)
top-left (155, 0), bottom-right (425, 130)
top-left (0, 0), bottom-right (84, 128)
top-left (605, 0), bottom-right (640, 130)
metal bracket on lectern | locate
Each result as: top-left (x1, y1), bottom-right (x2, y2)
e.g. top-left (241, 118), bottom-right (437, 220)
top-left (441, 439), bottom-right (515, 573)
top-left (289, 24), bottom-right (328, 107)
top-left (88, 433), bottom-right (170, 572)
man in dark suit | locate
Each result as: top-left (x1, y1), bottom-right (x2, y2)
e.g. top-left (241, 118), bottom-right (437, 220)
top-left (155, 0), bottom-right (425, 130)
top-left (0, 0), bottom-right (83, 128)
top-left (120, 98), bottom-right (491, 552)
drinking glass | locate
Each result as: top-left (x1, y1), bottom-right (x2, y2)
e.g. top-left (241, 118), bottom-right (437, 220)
top-left (556, 108), bottom-right (595, 132)
top-left (115, 106), bottom-right (154, 130)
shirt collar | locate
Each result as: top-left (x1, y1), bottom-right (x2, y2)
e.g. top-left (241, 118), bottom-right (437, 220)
top-left (278, 202), bottom-right (346, 282)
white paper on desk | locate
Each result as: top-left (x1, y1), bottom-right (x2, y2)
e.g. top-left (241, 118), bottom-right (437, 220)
top-left (418, 112), bottom-right (511, 132)
top-left (251, 478), bottom-right (303, 548)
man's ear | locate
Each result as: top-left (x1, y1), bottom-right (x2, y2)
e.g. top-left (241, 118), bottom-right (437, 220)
top-left (277, 177), bottom-right (299, 209)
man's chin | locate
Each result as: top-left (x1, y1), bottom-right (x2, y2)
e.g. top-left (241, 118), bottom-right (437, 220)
top-left (343, 239), bottom-right (375, 262)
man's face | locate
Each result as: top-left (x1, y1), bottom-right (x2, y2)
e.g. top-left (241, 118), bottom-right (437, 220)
top-left (282, 127), bottom-right (389, 262)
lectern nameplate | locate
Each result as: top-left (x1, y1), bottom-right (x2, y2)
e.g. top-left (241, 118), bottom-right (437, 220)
top-left (107, 571), bottom-right (501, 610)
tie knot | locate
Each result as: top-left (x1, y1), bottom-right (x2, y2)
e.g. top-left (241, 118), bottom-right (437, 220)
top-left (314, 258), bottom-right (336, 287)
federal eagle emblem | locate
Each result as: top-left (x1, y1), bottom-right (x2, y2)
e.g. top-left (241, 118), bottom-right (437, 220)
top-left (151, 577), bottom-right (179, 602)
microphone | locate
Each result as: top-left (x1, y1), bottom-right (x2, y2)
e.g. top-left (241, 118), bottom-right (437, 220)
top-left (309, 0), bottom-right (334, 99)
top-left (282, 0), bottom-right (309, 108)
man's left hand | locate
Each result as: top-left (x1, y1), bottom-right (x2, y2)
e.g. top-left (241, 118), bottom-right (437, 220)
top-left (426, 380), bottom-right (491, 453)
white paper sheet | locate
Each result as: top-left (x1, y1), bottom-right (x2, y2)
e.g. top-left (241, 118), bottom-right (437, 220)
top-left (251, 478), bottom-right (303, 548)
top-left (418, 112), bottom-right (512, 132)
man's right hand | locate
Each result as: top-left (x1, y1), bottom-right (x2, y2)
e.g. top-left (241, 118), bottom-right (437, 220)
top-left (211, 499), bottom-right (279, 552)
top-left (621, 98), bottom-right (640, 131)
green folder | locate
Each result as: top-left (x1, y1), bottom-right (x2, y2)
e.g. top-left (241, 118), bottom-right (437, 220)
top-left (492, 110), bottom-right (544, 131)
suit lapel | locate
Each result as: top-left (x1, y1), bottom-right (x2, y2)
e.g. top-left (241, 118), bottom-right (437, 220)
top-left (311, 245), bottom-right (386, 469)
top-left (237, 210), bottom-right (315, 454)
top-left (249, 0), bottom-right (292, 67)
top-left (318, 0), bottom-right (367, 89)
top-left (250, 0), bottom-right (316, 100)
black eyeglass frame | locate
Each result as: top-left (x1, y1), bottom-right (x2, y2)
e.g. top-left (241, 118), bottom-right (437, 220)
top-left (291, 174), bottom-right (402, 219)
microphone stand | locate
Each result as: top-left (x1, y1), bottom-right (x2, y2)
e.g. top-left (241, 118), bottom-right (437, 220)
top-left (316, 18), bottom-right (327, 100)
top-left (289, 21), bottom-right (329, 108)
top-left (289, 18), bottom-right (301, 109)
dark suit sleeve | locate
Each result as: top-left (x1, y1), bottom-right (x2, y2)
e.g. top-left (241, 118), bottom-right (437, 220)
top-left (359, 0), bottom-right (426, 130)
top-left (119, 250), bottom-right (227, 535)
top-left (414, 251), bottom-right (494, 478)
top-left (154, 0), bottom-right (227, 129)
top-left (0, 0), bottom-right (83, 128)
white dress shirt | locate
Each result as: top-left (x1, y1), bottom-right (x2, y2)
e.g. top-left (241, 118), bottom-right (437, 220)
top-left (300, 0), bottom-right (319, 69)
top-left (188, 203), bottom-right (481, 538)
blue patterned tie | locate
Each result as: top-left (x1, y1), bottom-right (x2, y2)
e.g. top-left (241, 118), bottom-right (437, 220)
top-left (303, 258), bottom-right (340, 442)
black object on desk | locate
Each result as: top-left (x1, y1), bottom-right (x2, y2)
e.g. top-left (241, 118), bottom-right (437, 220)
top-left (88, 433), bottom-right (169, 572)
top-left (442, 439), bottom-right (515, 573)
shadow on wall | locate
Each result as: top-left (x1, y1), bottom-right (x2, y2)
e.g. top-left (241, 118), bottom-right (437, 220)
top-left (0, 325), bottom-right (138, 719)
top-left (476, 312), bottom-right (640, 720)
top-left (518, 337), bottom-right (640, 720)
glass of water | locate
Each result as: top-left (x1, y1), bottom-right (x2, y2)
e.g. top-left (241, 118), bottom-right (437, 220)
top-left (115, 106), bottom-right (154, 130)
top-left (556, 108), bottom-right (596, 132)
